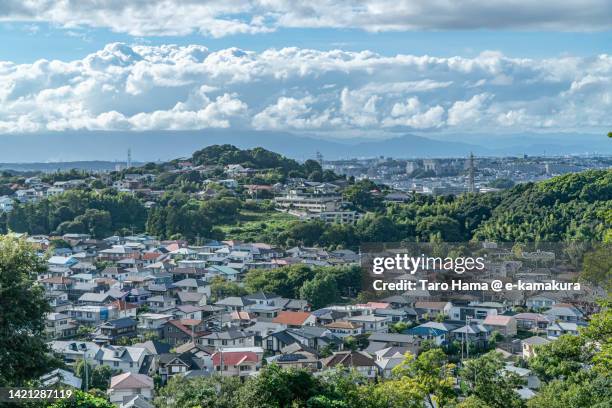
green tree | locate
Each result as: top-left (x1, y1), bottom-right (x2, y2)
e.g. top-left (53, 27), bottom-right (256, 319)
top-left (528, 334), bottom-right (589, 382)
top-left (392, 349), bottom-right (456, 408)
top-left (0, 236), bottom-right (58, 386)
top-left (236, 364), bottom-right (322, 408)
top-left (300, 274), bottom-right (339, 309)
top-left (460, 351), bottom-right (525, 408)
top-left (343, 179), bottom-right (382, 211)
top-left (154, 375), bottom-right (241, 408)
top-left (457, 395), bottom-right (492, 408)
top-left (47, 390), bottom-right (114, 408)
top-left (580, 245), bottom-right (612, 290)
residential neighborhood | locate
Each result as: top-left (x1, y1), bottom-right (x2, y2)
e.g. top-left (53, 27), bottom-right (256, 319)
top-left (9, 230), bottom-right (600, 407)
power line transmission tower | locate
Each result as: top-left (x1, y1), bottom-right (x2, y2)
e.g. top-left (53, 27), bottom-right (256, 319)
top-left (127, 148), bottom-right (132, 169)
top-left (316, 151), bottom-right (324, 169)
top-left (468, 152), bottom-right (476, 193)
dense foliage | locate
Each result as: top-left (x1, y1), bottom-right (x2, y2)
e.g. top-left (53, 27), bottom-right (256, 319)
top-left (243, 264), bottom-right (360, 309)
top-left (0, 237), bottom-right (59, 386)
top-left (6, 190), bottom-right (147, 238)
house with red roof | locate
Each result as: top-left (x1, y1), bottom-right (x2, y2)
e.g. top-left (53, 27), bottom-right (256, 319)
top-left (212, 347), bottom-right (264, 377)
top-left (272, 311), bottom-right (316, 328)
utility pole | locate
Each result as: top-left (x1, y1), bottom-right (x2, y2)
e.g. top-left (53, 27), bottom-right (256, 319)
top-left (80, 344), bottom-right (89, 392)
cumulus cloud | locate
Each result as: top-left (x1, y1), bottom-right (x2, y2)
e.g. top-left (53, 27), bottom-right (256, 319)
top-left (0, 43), bottom-right (610, 135)
top-left (0, 1), bottom-right (610, 37)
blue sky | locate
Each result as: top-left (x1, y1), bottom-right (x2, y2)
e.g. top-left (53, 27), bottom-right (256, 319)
top-left (1, 22), bottom-right (611, 63)
top-left (0, 0), bottom-right (610, 138)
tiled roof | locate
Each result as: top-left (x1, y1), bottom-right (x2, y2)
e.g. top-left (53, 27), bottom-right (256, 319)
top-left (110, 372), bottom-right (153, 390)
top-left (273, 311), bottom-right (312, 326)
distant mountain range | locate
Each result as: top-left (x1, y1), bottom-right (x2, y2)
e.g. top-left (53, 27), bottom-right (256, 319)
top-left (0, 130), bottom-right (609, 165)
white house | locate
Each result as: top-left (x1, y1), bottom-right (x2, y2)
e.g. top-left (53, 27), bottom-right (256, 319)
top-left (108, 373), bottom-right (154, 405)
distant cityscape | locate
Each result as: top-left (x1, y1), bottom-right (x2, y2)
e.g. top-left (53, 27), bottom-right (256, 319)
top-left (325, 155), bottom-right (612, 196)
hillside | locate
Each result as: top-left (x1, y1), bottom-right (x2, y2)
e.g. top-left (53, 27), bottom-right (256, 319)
top-left (1, 145), bottom-right (610, 245)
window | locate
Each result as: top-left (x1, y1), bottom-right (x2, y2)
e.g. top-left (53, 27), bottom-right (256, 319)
top-left (113, 362), bottom-right (119, 367)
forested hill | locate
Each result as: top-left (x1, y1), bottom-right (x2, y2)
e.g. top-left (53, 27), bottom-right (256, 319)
top-left (473, 170), bottom-right (612, 242)
top-left (190, 145), bottom-right (301, 172)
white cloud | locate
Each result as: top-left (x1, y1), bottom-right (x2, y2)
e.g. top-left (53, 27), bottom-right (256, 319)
top-left (0, 1), bottom-right (609, 37)
top-left (447, 93), bottom-right (492, 126)
top-left (384, 97), bottom-right (445, 129)
top-left (0, 43), bottom-right (610, 134)
top-left (252, 96), bottom-right (332, 130)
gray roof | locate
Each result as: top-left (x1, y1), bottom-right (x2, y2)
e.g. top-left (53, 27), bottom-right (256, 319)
top-left (522, 336), bottom-right (551, 346)
top-left (78, 292), bottom-right (111, 303)
top-left (214, 296), bottom-right (254, 307)
top-left (369, 332), bottom-right (415, 343)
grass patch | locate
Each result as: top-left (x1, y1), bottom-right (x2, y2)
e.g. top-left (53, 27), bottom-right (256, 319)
top-left (218, 209), bottom-right (297, 241)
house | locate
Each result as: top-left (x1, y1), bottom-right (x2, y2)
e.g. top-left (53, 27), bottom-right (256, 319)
top-left (199, 329), bottom-right (256, 348)
top-left (94, 345), bottom-right (149, 374)
top-left (78, 292), bottom-right (113, 306)
top-left (268, 343), bottom-right (319, 371)
top-left (212, 347), bottom-right (264, 377)
top-left (374, 346), bottom-right (411, 378)
top-left (172, 305), bottom-right (205, 320)
top-left (504, 364), bottom-right (542, 390)
top-left (48, 341), bottom-right (100, 364)
top-left (126, 288), bottom-right (151, 305)
top-left (39, 368), bottom-right (82, 389)
top-left (543, 304), bottom-right (584, 323)
top-left (120, 395), bottom-right (155, 408)
top-left (157, 352), bottom-right (210, 383)
top-left (146, 295), bottom-right (176, 312)
top-left (214, 296), bottom-right (254, 312)
top-left (132, 340), bottom-right (172, 357)
top-left (108, 373), bottom-right (154, 405)
top-left (451, 323), bottom-right (489, 348)
top-left (67, 305), bottom-right (117, 324)
top-left (177, 291), bottom-right (207, 307)
top-left (137, 313), bottom-right (174, 337)
top-left (367, 333), bottom-right (418, 353)
top-left (100, 266), bottom-right (131, 280)
top-left (347, 315), bottom-right (391, 333)
top-left (111, 300), bottom-right (139, 318)
top-left (546, 322), bottom-right (585, 339)
top-left (162, 319), bottom-right (208, 346)
top-left (207, 265), bottom-right (241, 282)
top-left (526, 294), bottom-right (558, 309)
top-left (447, 303), bottom-right (500, 321)
top-left (45, 313), bottom-right (77, 339)
top-left (94, 317), bottom-right (138, 344)
top-left (514, 313), bottom-right (551, 331)
top-left (272, 311), bottom-right (316, 328)
top-left (324, 321), bottom-right (362, 338)
top-left (321, 351), bottom-right (378, 379)
top-left (414, 301), bottom-right (451, 319)
top-left (522, 336), bottom-right (552, 359)
top-left (483, 315), bottom-right (517, 337)
top-left (406, 322), bottom-right (455, 346)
